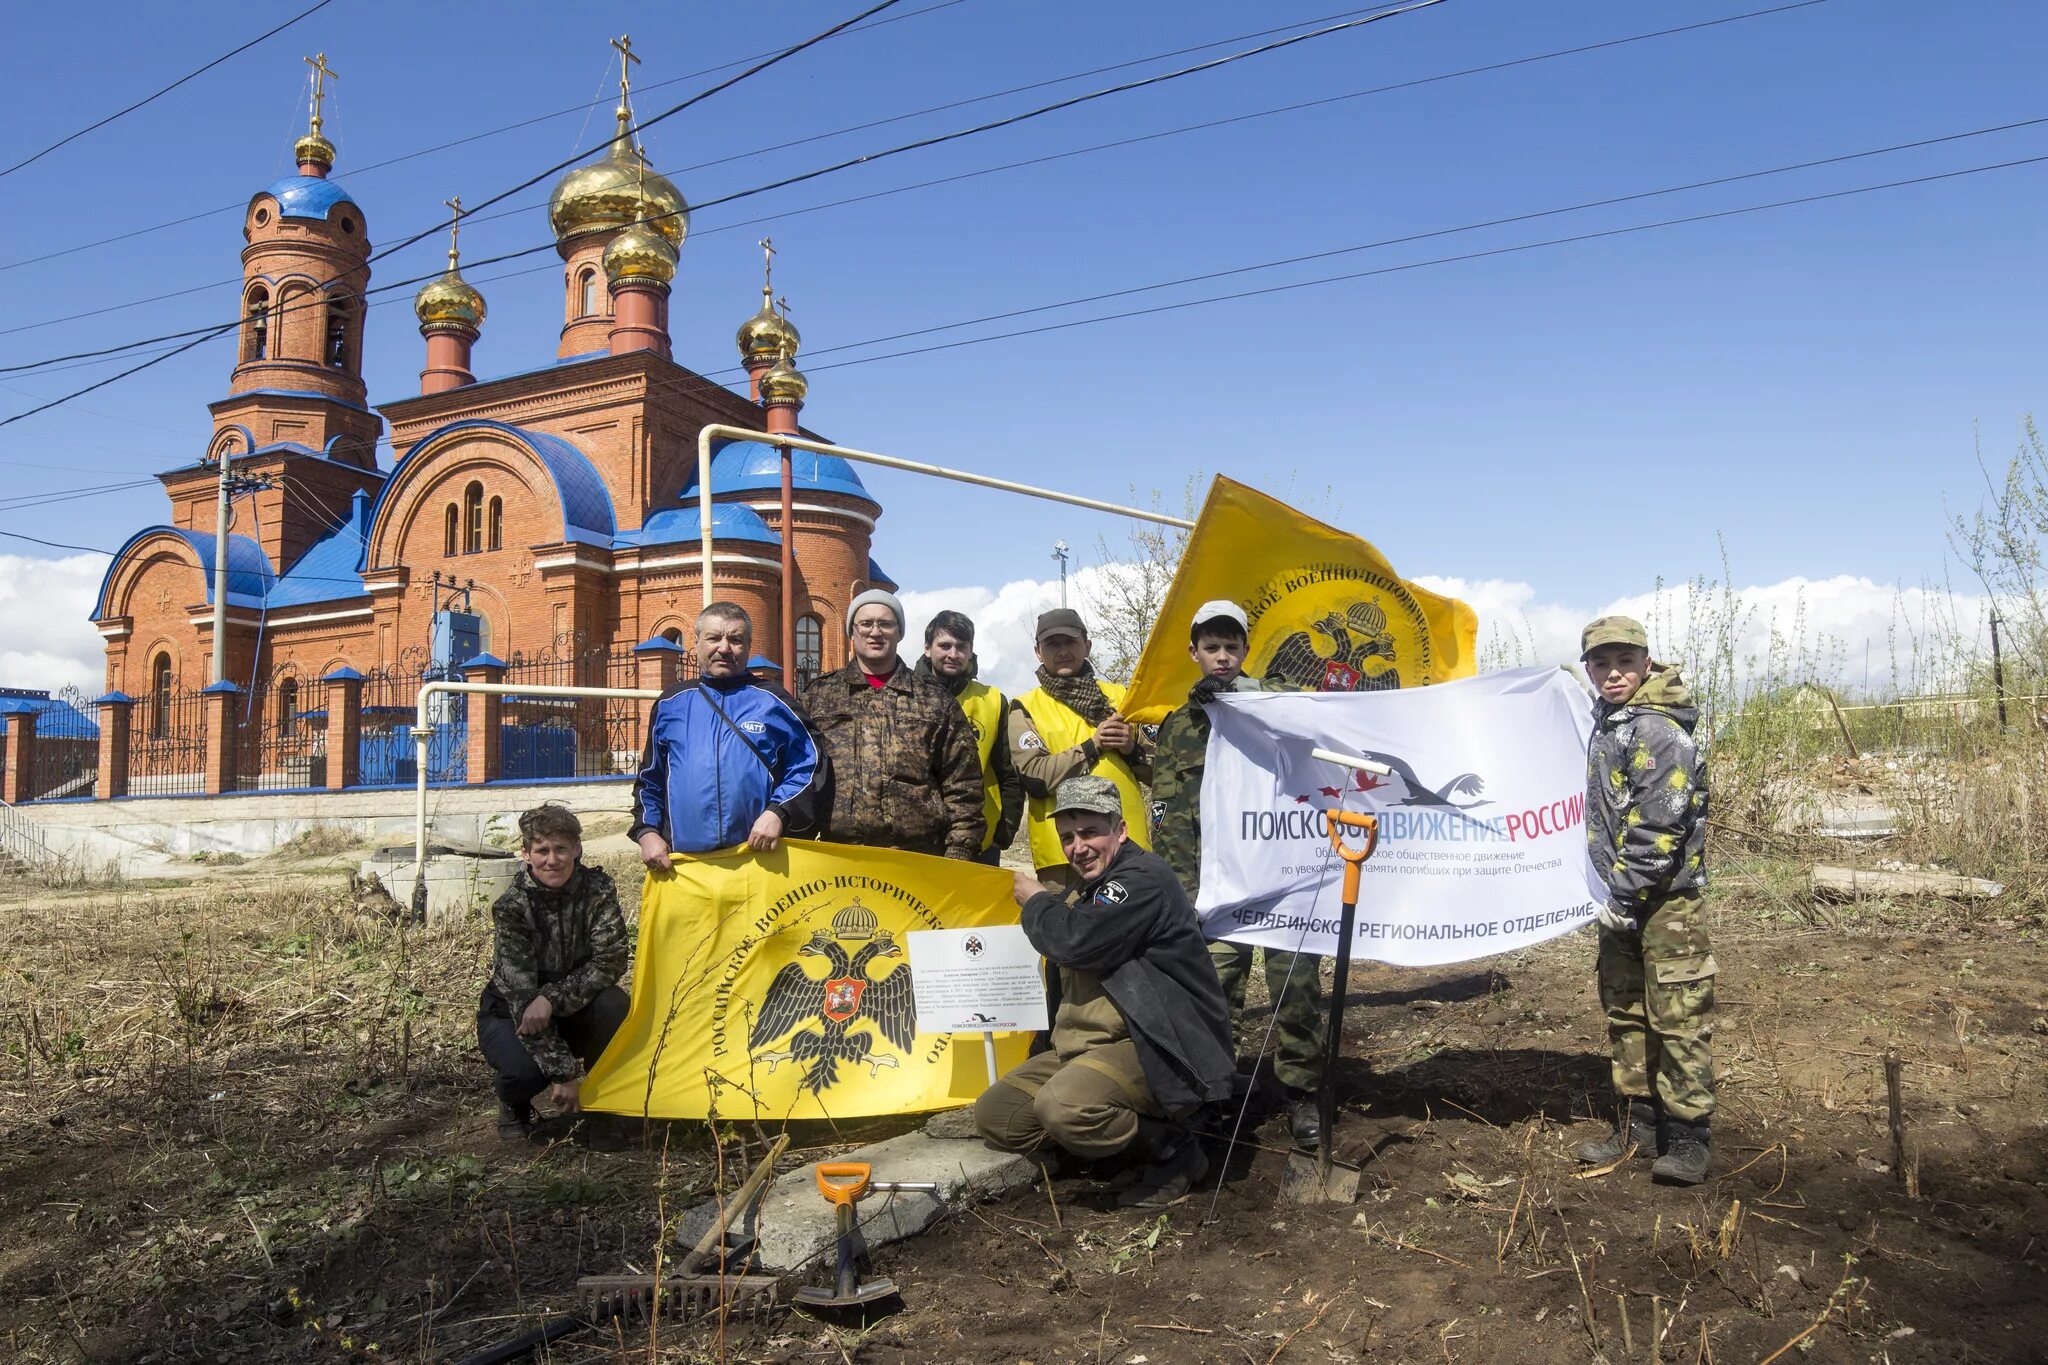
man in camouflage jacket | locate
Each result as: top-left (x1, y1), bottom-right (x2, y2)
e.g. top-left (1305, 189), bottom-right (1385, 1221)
top-left (803, 588), bottom-right (985, 859)
top-left (476, 810), bottom-right (632, 1140)
top-left (1577, 616), bottom-right (1715, 1185)
top-left (1152, 599), bottom-right (1327, 1146)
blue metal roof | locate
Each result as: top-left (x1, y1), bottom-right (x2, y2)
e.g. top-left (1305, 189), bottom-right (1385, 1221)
top-left (369, 419), bottom-right (617, 559)
top-left (90, 528), bottom-right (276, 621)
top-left (0, 691), bottom-right (99, 738)
top-left (259, 175), bottom-right (357, 221)
top-left (683, 441), bottom-right (874, 503)
top-left (268, 490), bottom-right (372, 607)
top-left (868, 557), bottom-right (896, 589)
top-left (617, 502), bottom-right (781, 550)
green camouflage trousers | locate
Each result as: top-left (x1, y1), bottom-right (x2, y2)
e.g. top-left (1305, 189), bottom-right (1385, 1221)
top-left (1596, 894), bottom-right (1717, 1121)
top-left (1210, 941), bottom-right (1325, 1093)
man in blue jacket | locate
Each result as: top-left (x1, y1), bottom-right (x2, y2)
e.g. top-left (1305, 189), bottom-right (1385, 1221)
top-left (631, 602), bottom-right (830, 868)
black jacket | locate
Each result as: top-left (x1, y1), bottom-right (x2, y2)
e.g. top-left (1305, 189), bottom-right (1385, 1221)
top-left (1021, 841), bottom-right (1237, 1115)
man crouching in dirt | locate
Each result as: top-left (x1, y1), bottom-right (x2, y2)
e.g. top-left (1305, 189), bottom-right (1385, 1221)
top-left (476, 805), bottom-right (631, 1142)
top-left (1577, 617), bottom-right (1715, 1184)
top-left (975, 776), bottom-right (1236, 1207)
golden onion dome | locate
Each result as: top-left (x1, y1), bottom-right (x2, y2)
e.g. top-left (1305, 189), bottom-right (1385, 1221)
top-left (547, 119), bottom-right (688, 250)
top-left (294, 132), bottom-right (336, 172)
top-left (602, 222), bottom-right (678, 285)
top-left (414, 252), bottom-right (486, 330)
top-left (759, 350), bottom-right (808, 406)
top-left (737, 289), bottom-right (800, 364)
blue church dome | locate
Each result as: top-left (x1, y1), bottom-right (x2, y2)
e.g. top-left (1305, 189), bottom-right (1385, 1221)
top-left (259, 175), bottom-right (358, 222)
top-left (619, 502), bottom-right (782, 549)
top-left (683, 442), bottom-right (873, 503)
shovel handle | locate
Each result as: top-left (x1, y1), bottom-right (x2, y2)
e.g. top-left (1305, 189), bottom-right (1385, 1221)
top-left (1327, 810), bottom-right (1379, 903)
top-left (815, 1162), bottom-right (872, 1206)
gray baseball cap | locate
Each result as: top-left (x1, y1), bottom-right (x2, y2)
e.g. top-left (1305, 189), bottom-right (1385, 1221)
top-left (1035, 607), bottom-right (1088, 643)
top-left (1051, 774), bottom-right (1122, 819)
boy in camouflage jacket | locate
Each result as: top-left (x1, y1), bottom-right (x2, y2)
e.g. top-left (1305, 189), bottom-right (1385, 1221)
top-left (1152, 600), bottom-right (1324, 1147)
top-left (476, 805), bottom-right (632, 1141)
top-left (1577, 617), bottom-right (1715, 1184)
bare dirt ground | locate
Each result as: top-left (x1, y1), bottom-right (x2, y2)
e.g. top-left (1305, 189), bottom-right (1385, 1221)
top-left (2, 836), bottom-right (2044, 1364)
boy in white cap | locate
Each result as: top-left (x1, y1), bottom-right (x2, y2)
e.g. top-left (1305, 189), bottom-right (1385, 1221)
top-left (1152, 600), bottom-right (1326, 1145)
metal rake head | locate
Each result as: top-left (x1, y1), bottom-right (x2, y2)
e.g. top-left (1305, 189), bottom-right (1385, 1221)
top-left (576, 1273), bottom-right (783, 1326)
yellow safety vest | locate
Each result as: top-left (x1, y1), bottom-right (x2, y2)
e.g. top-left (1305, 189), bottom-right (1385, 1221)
top-left (956, 680), bottom-right (1006, 853)
top-left (1018, 681), bottom-right (1151, 870)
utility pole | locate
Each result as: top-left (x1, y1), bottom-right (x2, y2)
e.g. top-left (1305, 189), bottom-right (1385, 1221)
top-left (1052, 540), bottom-right (1070, 608)
top-left (210, 443), bottom-right (232, 684)
top-left (1989, 610), bottom-right (2008, 729)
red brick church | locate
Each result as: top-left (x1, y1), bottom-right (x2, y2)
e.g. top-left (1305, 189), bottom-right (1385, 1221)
top-left (89, 55), bottom-right (891, 710)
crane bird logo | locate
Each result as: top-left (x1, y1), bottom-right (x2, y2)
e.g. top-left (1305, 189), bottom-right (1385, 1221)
top-left (1296, 748), bottom-right (1491, 811)
top-left (750, 899), bottom-right (917, 1094)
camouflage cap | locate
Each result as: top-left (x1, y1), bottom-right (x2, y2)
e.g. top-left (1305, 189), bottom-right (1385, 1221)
top-left (1051, 774), bottom-right (1122, 819)
top-left (1579, 615), bottom-right (1649, 659)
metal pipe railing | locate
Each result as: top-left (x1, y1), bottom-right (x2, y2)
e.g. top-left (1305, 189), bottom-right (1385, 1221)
top-left (694, 424), bottom-right (1197, 615)
top-left (409, 679), bottom-right (660, 919)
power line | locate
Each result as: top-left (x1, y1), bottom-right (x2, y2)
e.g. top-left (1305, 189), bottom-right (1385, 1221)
top-left (10, 148), bottom-right (2043, 569)
top-left (0, 529), bottom-right (114, 556)
top-left (0, 0), bottom-right (337, 179)
top-left (1, 0), bottom-right (1452, 383)
top-left (0, 0), bottom-right (920, 429)
top-left (0, 0), bottom-right (974, 275)
top-left (0, 2), bottom-right (1384, 335)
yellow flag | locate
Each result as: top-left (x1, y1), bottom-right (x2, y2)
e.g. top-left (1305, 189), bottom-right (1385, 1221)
top-left (581, 841), bottom-right (1033, 1121)
top-left (1121, 476), bottom-right (1479, 724)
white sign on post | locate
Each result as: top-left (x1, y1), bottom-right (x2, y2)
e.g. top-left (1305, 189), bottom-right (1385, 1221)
top-left (905, 925), bottom-right (1049, 1034)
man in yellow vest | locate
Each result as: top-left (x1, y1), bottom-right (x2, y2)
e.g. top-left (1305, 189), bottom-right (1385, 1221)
top-left (915, 610), bottom-right (1024, 865)
top-left (1007, 608), bottom-right (1152, 892)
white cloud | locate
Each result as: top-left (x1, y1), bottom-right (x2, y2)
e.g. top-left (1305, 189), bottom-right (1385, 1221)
top-left (906, 565), bottom-right (1999, 702)
top-left (0, 554), bottom-right (108, 696)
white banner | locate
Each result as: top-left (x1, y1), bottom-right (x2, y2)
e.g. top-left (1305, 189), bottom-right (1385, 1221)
top-left (1198, 666), bottom-right (1606, 966)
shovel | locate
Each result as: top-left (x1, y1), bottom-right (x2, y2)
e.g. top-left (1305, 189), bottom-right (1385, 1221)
top-left (1282, 775), bottom-right (1382, 1205)
top-left (793, 1162), bottom-right (907, 1320)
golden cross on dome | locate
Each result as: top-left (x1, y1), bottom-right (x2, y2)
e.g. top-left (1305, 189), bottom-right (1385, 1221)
top-left (775, 294), bottom-right (793, 320)
top-left (304, 53), bottom-right (339, 135)
top-left (759, 237), bottom-right (776, 295)
top-left (443, 196), bottom-right (464, 261)
top-left (610, 34), bottom-right (641, 145)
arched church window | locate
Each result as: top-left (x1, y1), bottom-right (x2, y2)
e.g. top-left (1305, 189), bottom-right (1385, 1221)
top-left (661, 626), bottom-right (682, 644)
top-left (487, 497), bottom-right (503, 552)
top-left (796, 614), bottom-right (823, 689)
top-left (578, 271), bottom-right (597, 317)
top-left (150, 654), bottom-right (173, 740)
top-left (443, 505), bottom-right (458, 557)
top-left (278, 679), bottom-right (299, 738)
top-left (326, 296), bottom-right (351, 369)
top-left (464, 482), bottom-right (484, 554)
top-left (245, 291), bottom-right (269, 362)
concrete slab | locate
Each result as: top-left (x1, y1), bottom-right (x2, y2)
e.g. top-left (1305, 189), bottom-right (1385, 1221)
top-left (358, 849), bottom-right (518, 922)
top-left (677, 1127), bottom-right (1036, 1273)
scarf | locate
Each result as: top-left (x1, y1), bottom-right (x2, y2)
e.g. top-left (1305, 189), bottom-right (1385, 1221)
top-left (912, 653), bottom-right (979, 698)
top-left (1035, 661), bottom-right (1117, 725)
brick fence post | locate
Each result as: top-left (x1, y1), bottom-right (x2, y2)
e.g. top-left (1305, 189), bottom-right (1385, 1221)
top-left (462, 654), bottom-right (507, 786)
top-left (630, 637), bottom-right (683, 755)
top-left (201, 681), bottom-right (240, 796)
top-left (94, 693), bottom-right (134, 800)
top-left (322, 667), bottom-right (364, 791)
top-left (3, 709), bottom-right (38, 805)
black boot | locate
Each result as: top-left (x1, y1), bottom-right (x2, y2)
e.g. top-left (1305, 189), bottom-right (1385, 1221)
top-left (1118, 1120), bottom-right (1210, 1209)
top-left (496, 1100), bottom-right (534, 1144)
top-left (1575, 1097), bottom-right (1656, 1164)
top-left (1651, 1116), bottom-right (1710, 1185)
top-left (1283, 1087), bottom-right (1323, 1147)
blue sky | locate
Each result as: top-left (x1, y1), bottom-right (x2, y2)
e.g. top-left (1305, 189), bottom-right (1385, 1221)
top-left (0, 0), bottom-right (2043, 688)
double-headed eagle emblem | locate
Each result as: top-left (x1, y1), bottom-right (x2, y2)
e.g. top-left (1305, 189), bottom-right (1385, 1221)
top-left (1268, 601), bottom-right (1401, 693)
top-left (750, 899), bottom-right (916, 1094)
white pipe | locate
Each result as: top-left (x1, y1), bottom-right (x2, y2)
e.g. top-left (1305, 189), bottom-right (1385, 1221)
top-left (411, 679), bottom-right (661, 915)
top-left (695, 424), bottom-right (1197, 611)
top-left (1310, 747), bottom-right (1394, 777)
top-left (210, 445), bottom-right (232, 685)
